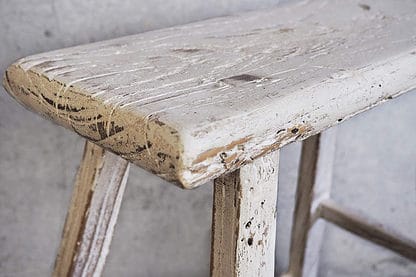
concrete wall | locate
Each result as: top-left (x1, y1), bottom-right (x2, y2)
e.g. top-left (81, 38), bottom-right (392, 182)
top-left (0, 1), bottom-right (415, 276)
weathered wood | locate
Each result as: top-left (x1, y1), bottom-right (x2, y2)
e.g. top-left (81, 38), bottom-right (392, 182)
top-left (285, 129), bottom-right (416, 277)
top-left (286, 135), bottom-right (320, 277)
top-left (303, 129), bottom-right (337, 277)
top-left (318, 199), bottom-right (416, 263)
top-left (211, 151), bottom-right (279, 277)
top-left (3, 0), bottom-right (416, 188)
top-left (53, 141), bottom-right (130, 277)
top-left (285, 130), bottom-right (337, 277)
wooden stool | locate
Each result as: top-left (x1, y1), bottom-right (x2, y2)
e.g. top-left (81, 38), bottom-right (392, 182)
top-left (3, 0), bottom-right (416, 276)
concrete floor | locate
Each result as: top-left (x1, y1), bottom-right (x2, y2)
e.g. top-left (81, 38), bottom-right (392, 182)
top-left (1, 1), bottom-right (415, 276)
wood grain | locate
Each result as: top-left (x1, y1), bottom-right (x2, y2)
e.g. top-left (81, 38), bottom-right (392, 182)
top-left (53, 141), bottom-right (130, 277)
top-left (3, 0), bottom-right (416, 188)
top-left (211, 151), bottom-right (279, 277)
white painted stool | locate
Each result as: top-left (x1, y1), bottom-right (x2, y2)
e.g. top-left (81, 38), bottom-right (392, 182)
top-left (3, 0), bottom-right (416, 276)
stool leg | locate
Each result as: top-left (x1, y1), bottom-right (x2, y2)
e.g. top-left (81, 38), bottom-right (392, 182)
top-left (285, 130), bottom-right (337, 277)
top-left (211, 151), bottom-right (280, 277)
top-left (286, 129), bottom-right (416, 277)
top-left (53, 141), bottom-right (130, 277)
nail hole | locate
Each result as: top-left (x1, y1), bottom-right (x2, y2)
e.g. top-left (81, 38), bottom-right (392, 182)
top-left (247, 237), bottom-right (253, 246)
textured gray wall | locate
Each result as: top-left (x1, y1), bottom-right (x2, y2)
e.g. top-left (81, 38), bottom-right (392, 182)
top-left (0, 1), bottom-right (415, 277)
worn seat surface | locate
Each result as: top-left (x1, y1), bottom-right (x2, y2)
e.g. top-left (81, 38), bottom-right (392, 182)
top-left (3, 0), bottom-right (416, 188)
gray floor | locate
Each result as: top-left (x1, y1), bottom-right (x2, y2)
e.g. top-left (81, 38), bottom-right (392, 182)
top-left (1, 1), bottom-right (415, 276)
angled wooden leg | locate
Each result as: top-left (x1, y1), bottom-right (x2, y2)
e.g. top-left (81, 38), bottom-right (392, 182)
top-left (53, 141), bottom-right (130, 277)
top-left (211, 151), bottom-right (279, 277)
top-left (285, 129), bottom-right (337, 277)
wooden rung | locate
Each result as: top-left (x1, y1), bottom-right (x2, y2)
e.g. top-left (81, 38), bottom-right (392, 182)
top-left (318, 199), bottom-right (416, 262)
top-left (53, 141), bottom-right (130, 277)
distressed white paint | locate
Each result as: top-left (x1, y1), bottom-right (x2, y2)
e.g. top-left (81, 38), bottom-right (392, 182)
top-left (53, 141), bottom-right (130, 277)
top-left (211, 151), bottom-right (279, 277)
top-left (74, 149), bottom-right (130, 277)
top-left (3, 0), bottom-right (416, 188)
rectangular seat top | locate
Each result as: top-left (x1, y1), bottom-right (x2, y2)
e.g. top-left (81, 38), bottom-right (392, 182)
top-left (3, 0), bottom-right (416, 188)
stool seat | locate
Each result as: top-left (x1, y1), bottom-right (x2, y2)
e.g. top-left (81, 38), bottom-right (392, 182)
top-left (3, 0), bottom-right (416, 188)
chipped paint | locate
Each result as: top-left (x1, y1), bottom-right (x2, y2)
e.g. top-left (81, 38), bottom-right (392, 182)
top-left (3, 0), bottom-right (416, 189)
